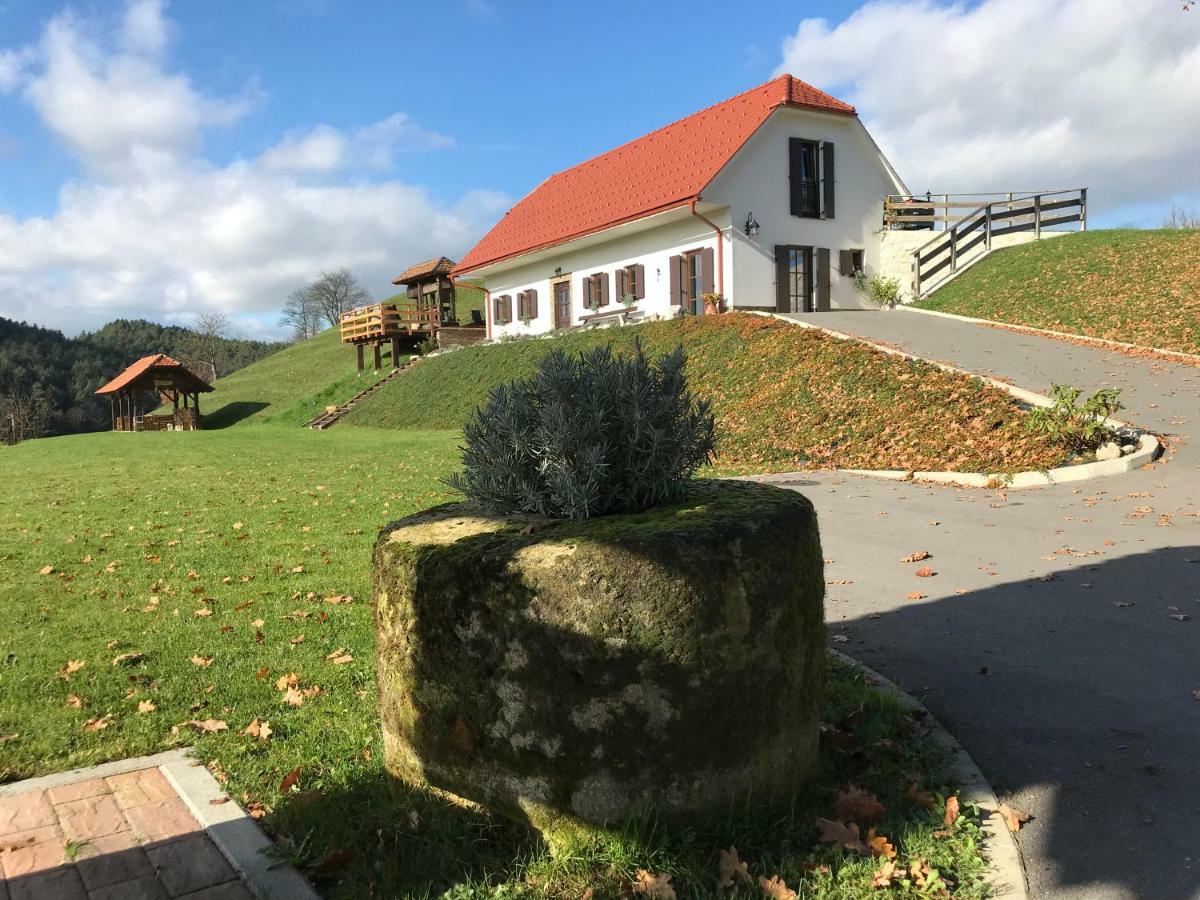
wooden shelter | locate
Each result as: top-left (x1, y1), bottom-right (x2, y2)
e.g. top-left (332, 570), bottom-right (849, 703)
top-left (395, 256), bottom-right (457, 323)
top-left (95, 354), bottom-right (213, 432)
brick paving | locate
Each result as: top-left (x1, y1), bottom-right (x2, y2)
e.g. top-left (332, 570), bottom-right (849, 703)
top-left (0, 766), bottom-right (252, 900)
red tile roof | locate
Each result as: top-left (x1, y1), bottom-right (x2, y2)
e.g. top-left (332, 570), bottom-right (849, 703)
top-left (95, 354), bottom-right (213, 394)
top-left (453, 75), bottom-right (855, 275)
top-left (393, 256), bottom-right (456, 285)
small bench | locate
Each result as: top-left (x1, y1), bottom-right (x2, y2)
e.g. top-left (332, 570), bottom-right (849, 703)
top-left (578, 306), bottom-right (644, 328)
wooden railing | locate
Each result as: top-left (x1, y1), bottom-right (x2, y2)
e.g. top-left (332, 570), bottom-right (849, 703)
top-left (900, 189), bottom-right (1087, 298)
top-left (885, 190), bottom-right (1088, 231)
top-left (339, 301), bottom-right (441, 343)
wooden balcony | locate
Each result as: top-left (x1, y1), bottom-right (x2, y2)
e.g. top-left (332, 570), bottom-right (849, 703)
top-left (339, 302), bottom-right (440, 344)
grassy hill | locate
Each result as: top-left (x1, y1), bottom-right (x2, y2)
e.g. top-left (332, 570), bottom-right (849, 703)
top-left (202, 326), bottom-right (407, 428)
top-left (918, 229), bottom-right (1200, 354)
top-left (342, 313), bottom-right (1066, 474)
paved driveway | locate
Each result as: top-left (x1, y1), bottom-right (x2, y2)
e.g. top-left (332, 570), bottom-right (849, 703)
top-left (779, 310), bottom-right (1199, 900)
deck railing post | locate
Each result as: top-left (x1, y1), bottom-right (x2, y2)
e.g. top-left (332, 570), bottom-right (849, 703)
top-left (914, 251), bottom-right (921, 299)
top-left (1080, 188), bottom-right (1088, 231)
top-left (942, 193), bottom-right (949, 232)
top-left (1034, 194), bottom-right (1042, 239)
top-left (949, 227), bottom-right (958, 272)
top-left (985, 205), bottom-right (993, 250)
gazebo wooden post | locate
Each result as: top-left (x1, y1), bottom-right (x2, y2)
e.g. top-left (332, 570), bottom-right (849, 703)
top-left (391, 336), bottom-right (400, 369)
top-left (373, 342), bottom-right (382, 371)
top-left (356, 344), bottom-right (364, 372)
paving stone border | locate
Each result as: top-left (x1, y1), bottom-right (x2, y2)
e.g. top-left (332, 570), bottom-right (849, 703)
top-left (832, 650), bottom-right (1029, 900)
top-left (749, 311), bottom-right (1163, 489)
top-left (0, 749), bottom-right (319, 900)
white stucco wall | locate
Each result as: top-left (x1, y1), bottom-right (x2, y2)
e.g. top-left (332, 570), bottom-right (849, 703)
top-left (476, 212), bottom-right (732, 339)
top-left (705, 106), bottom-right (906, 311)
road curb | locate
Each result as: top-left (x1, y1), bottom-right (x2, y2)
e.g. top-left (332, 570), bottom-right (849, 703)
top-left (831, 650), bottom-right (1029, 899)
top-left (748, 311), bottom-right (1163, 489)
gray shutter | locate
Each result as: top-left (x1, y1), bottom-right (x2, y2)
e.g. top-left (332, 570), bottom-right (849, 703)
top-left (839, 249), bottom-right (854, 276)
top-left (527, 288), bottom-right (538, 318)
top-left (774, 246), bottom-right (789, 312)
top-left (599, 272), bottom-right (610, 306)
top-left (669, 256), bottom-right (681, 305)
top-left (633, 264), bottom-right (645, 299)
top-left (821, 141), bottom-right (835, 219)
top-left (816, 248), bottom-right (831, 311)
top-left (700, 248), bottom-right (715, 296)
top-left (788, 138), bottom-right (806, 217)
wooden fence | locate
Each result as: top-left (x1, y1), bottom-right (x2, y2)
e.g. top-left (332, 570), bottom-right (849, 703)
top-left (339, 302), bottom-right (441, 343)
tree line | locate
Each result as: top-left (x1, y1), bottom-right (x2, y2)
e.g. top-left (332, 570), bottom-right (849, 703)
top-left (0, 315), bottom-right (284, 443)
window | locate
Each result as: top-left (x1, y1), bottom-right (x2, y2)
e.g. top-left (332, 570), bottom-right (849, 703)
top-left (668, 249), bottom-right (714, 312)
top-left (493, 294), bottom-right (512, 323)
top-left (789, 138), bottom-right (835, 219)
top-left (616, 264), bottom-right (645, 303)
top-left (584, 272), bottom-right (609, 309)
top-left (839, 249), bottom-right (865, 277)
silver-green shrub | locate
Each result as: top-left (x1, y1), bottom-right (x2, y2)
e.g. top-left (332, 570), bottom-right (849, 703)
top-left (445, 342), bottom-right (716, 519)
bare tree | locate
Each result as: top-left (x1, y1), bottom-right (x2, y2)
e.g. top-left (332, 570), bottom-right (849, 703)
top-left (1161, 203), bottom-right (1200, 229)
top-left (279, 287), bottom-right (323, 341)
top-left (306, 269), bottom-right (372, 328)
top-left (183, 312), bottom-right (231, 380)
top-left (1, 391), bottom-right (51, 445)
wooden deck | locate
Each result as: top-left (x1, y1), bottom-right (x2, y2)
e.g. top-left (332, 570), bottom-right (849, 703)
top-left (339, 302), bottom-right (440, 344)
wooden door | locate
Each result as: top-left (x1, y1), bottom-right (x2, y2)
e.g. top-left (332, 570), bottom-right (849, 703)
top-left (774, 245), bottom-right (813, 313)
top-left (553, 280), bottom-right (571, 329)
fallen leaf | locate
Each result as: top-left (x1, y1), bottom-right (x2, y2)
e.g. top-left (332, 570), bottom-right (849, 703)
top-left (816, 817), bottom-right (867, 854)
top-left (323, 594), bottom-right (353, 604)
top-left (943, 795), bottom-right (960, 826)
top-left (325, 649), bottom-right (354, 665)
top-left (866, 828), bottom-right (896, 860)
top-left (280, 766), bottom-right (301, 795)
top-left (190, 655), bottom-right (214, 667)
top-left (39, 565), bottom-right (55, 575)
top-left (137, 699), bottom-right (156, 714)
top-left (209, 796), bottom-right (231, 805)
top-left (250, 619), bottom-right (265, 628)
top-left (255, 666), bottom-right (270, 680)
top-left (244, 718), bottom-right (273, 741)
top-left (81, 716), bottom-right (111, 732)
top-left (758, 875), bottom-right (798, 900)
top-left (915, 566), bottom-right (936, 578)
top-left (717, 846), bottom-right (751, 889)
top-left (112, 652), bottom-right (144, 667)
top-left (871, 860), bottom-right (896, 889)
top-left (291, 565), bottom-right (305, 574)
top-left (901, 550), bottom-right (932, 563)
top-left (0, 733), bottom-right (18, 743)
top-left (233, 522), bottom-right (244, 530)
top-left (835, 786), bottom-right (885, 824)
top-left (194, 608), bottom-right (213, 618)
top-left (58, 659), bottom-right (86, 679)
top-left (905, 591), bottom-right (926, 601)
top-left (289, 634), bottom-right (305, 645)
top-left (275, 673), bottom-right (299, 691)
top-left (66, 694), bottom-right (85, 709)
top-left (632, 869), bottom-right (676, 899)
top-left (905, 782), bottom-right (937, 810)
top-left (174, 718), bottom-right (228, 734)
top-left (997, 803), bottom-right (1031, 832)
top-left (283, 686), bottom-right (305, 707)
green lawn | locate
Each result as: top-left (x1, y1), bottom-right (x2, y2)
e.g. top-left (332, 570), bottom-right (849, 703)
top-left (0, 425), bottom-right (990, 898)
top-left (343, 313), bottom-right (1067, 475)
top-left (918, 229), bottom-right (1200, 354)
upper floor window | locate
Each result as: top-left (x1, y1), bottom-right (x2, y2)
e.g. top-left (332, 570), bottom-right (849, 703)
top-left (789, 138), bottom-right (835, 220)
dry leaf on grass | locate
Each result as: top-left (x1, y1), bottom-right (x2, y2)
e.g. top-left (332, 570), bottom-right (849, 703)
top-left (112, 652), bottom-right (145, 667)
top-left (290, 565), bottom-right (305, 574)
top-left (905, 782), bottom-right (937, 811)
top-left (39, 565), bottom-right (55, 575)
top-left (943, 795), bottom-right (960, 826)
top-left (194, 608), bottom-right (213, 618)
top-left (717, 846), bottom-right (751, 888)
top-left (57, 659), bottom-right (86, 679)
top-left (81, 716), bottom-right (111, 732)
top-left (0, 733), bottom-right (18, 743)
top-left (275, 673), bottom-right (299, 691)
top-left (758, 874), bottom-right (798, 899)
top-left (190, 655), bottom-right (214, 667)
top-left (632, 869), bottom-right (676, 899)
top-left (244, 718), bottom-right (272, 741)
top-left (997, 803), bottom-right (1031, 832)
top-left (324, 594), bottom-right (353, 604)
top-left (816, 817), bottom-right (867, 854)
top-left (282, 686), bottom-right (305, 707)
top-left (325, 649), bottom-right (354, 665)
top-left (66, 694), bottom-right (85, 709)
top-left (280, 766), bottom-right (301, 795)
top-left (289, 634), bottom-right (305, 645)
top-left (174, 718), bottom-right (228, 734)
top-left (866, 828), bottom-right (896, 860)
top-left (871, 860), bottom-right (896, 889)
top-left (835, 786), bottom-right (885, 824)
top-left (137, 700), bottom-right (156, 714)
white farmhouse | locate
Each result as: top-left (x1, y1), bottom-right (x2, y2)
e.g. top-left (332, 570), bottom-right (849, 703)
top-left (451, 75), bottom-right (1083, 337)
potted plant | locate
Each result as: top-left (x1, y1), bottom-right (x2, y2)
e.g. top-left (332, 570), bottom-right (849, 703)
top-left (374, 343), bottom-right (827, 848)
top-left (620, 292), bottom-right (637, 308)
top-left (851, 271), bottom-right (901, 309)
top-left (702, 292), bottom-right (724, 315)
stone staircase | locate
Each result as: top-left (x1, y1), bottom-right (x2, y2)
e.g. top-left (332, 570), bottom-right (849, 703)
top-left (303, 358), bottom-right (419, 429)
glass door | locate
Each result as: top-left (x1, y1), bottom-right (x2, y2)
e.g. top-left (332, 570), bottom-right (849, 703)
top-left (777, 246), bottom-right (813, 313)
top-left (553, 280), bottom-right (571, 329)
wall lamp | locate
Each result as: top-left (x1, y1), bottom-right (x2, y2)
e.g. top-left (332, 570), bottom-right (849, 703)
top-left (743, 212), bottom-right (760, 237)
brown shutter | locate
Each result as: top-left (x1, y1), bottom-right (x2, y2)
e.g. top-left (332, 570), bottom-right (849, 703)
top-left (516, 291), bottom-right (526, 319)
top-left (527, 288), bottom-right (538, 318)
top-left (821, 141), bottom-right (835, 219)
top-left (816, 248), bottom-right (831, 311)
top-left (615, 268), bottom-right (626, 299)
top-left (599, 272), bottom-right (610, 306)
top-left (503, 295), bottom-right (513, 321)
top-left (775, 246), bottom-right (789, 312)
top-left (633, 264), bottom-right (645, 299)
top-left (668, 255), bottom-right (682, 305)
top-left (700, 247), bottom-right (715, 296)
top-left (838, 249), bottom-right (854, 276)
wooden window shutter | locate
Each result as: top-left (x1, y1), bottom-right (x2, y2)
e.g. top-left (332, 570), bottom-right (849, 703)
top-left (615, 268), bottom-right (626, 299)
top-left (838, 249), bottom-right (854, 276)
top-left (788, 138), bottom-right (806, 217)
top-left (700, 248), bottom-right (715, 296)
top-left (669, 255), bottom-right (682, 305)
top-left (821, 141), bottom-right (835, 219)
top-left (527, 288), bottom-right (538, 318)
top-left (633, 264), bottom-right (645, 299)
top-left (816, 248), bottom-right (831, 311)
top-left (599, 272), bottom-right (610, 306)
top-left (503, 294), bottom-right (513, 321)
top-left (516, 291), bottom-right (526, 319)
top-left (774, 246), bottom-right (789, 313)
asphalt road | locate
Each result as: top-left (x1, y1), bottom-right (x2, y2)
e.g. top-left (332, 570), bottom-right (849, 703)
top-left (779, 310), bottom-right (1200, 900)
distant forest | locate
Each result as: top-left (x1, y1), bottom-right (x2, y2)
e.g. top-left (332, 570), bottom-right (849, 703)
top-left (0, 317), bottom-right (285, 439)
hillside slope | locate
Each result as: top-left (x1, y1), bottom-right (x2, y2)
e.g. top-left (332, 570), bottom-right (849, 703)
top-left (918, 230), bottom-right (1200, 354)
top-left (341, 313), bottom-right (1066, 474)
top-left (203, 326), bottom-right (404, 428)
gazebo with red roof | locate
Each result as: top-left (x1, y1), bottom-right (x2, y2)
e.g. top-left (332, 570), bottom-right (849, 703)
top-left (95, 354), bottom-right (214, 432)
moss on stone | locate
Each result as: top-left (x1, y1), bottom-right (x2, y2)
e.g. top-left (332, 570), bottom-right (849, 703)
top-left (373, 480), bottom-right (825, 840)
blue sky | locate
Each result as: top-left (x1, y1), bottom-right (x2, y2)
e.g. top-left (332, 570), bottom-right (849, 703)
top-left (0, 0), bottom-right (1197, 337)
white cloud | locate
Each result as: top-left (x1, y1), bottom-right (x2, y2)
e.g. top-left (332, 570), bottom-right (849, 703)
top-left (0, 1), bottom-right (505, 337)
top-left (777, 0), bottom-right (1200, 218)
